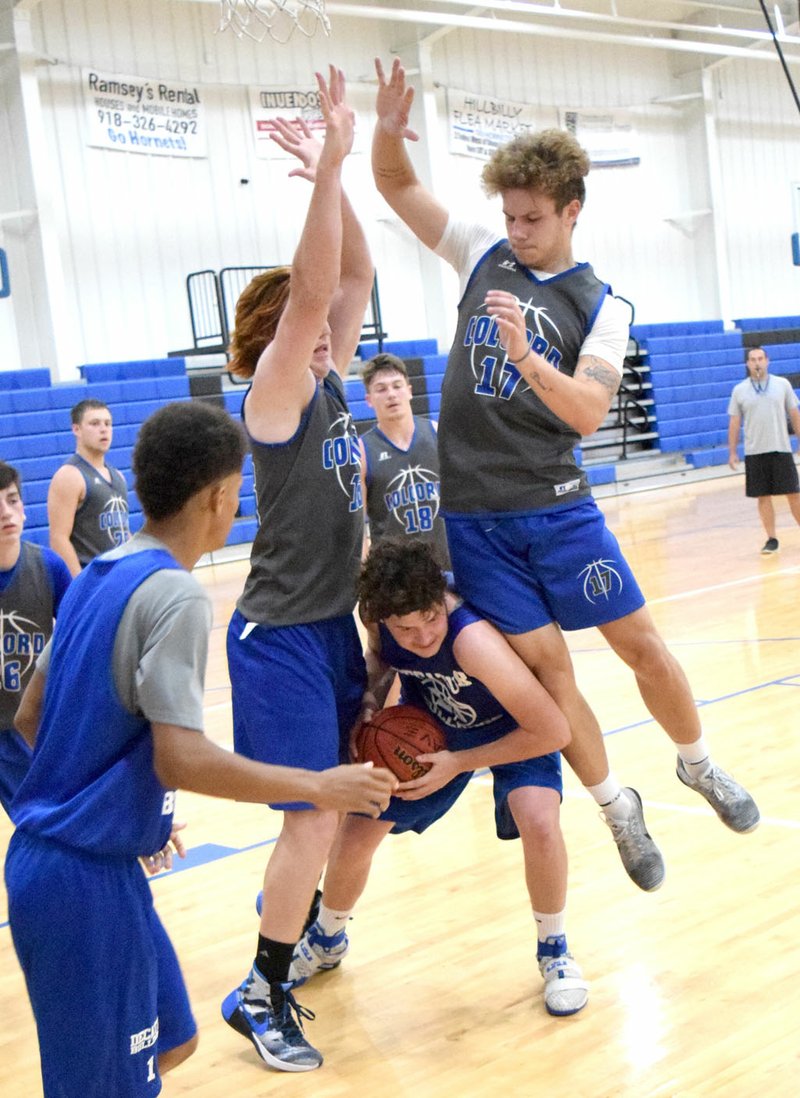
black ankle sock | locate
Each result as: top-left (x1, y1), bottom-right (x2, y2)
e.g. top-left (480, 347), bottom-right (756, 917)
top-left (255, 935), bottom-right (295, 986)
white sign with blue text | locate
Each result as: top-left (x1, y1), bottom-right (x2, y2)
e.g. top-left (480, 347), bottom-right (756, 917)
top-left (83, 69), bottom-right (207, 158)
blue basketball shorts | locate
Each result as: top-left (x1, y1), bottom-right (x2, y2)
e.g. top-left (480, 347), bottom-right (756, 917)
top-left (5, 831), bottom-right (196, 1098)
top-left (383, 750), bottom-right (562, 841)
top-left (227, 609), bottom-right (366, 810)
top-left (0, 728), bottom-right (33, 815)
top-left (444, 498), bottom-right (645, 634)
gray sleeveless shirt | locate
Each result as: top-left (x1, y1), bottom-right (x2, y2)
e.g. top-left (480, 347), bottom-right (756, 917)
top-left (67, 454), bottom-right (130, 565)
top-left (0, 542), bottom-right (57, 729)
top-left (237, 372), bottom-right (364, 627)
top-left (439, 241), bottom-right (610, 514)
top-left (361, 416), bottom-right (450, 567)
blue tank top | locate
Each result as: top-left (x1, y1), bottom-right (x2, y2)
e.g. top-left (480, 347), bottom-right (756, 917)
top-left (378, 601), bottom-right (516, 750)
top-left (11, 548), bottom-right (182, 859)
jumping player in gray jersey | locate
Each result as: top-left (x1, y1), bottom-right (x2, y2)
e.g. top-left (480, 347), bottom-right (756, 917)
top-left (359, 352), bottom-right (450, 566)
top-left (47, 399), bottom-right (131, 576)
top-left (370, 56), bottom-right (759, 893)
top-left (222, 69), bottom-right (380, 1074)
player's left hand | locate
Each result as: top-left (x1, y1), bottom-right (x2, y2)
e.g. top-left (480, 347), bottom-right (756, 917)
top-left (141, 821), bottom-right (188, 876)
top-left (270, 116), bottom-right (321, 181)
top-left (484, 289), bottom-right (530, 364)
top-left (395, 750), bottom-right (459, 799)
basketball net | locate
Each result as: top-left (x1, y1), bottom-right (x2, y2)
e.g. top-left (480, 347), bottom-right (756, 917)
top-left (218, 0), bottom-right (330, 43)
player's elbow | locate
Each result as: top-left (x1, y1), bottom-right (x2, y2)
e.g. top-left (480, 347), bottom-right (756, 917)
top-left (575, 407), bottom-right (611, 437)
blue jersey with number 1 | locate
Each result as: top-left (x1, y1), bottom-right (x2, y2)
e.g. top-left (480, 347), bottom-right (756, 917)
top-left (11, 548), bottom-right (182, 858)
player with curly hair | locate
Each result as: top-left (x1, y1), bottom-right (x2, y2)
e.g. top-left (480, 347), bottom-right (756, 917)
top-left (370, 57), bottom-right (759, 895)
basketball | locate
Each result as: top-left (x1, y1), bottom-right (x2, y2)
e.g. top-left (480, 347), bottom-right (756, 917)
top-left (356, 704), bottom-right (447, 782)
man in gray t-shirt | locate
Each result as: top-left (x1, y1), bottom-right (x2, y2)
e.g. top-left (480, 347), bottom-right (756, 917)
top-left (727, 346), bottom-right (800, 554)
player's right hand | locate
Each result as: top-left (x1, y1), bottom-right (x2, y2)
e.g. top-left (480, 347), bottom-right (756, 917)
top-left (374, 57), bottom-right (419, 141)
top-left (314, 762), bottom-right (397, 816)
top-left (316, 65), bottom-right (355, 166)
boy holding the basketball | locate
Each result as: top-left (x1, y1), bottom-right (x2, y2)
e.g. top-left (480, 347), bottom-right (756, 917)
top-left (289, 538), bottom-right (590, 1017)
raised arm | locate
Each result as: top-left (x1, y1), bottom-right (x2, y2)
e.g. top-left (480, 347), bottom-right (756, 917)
top-left (372, 57), bottom-right (449, 251)
top-left (246, 67), bottom-right (354, 437)
top-left (270, 113), bottom-right (373, 376)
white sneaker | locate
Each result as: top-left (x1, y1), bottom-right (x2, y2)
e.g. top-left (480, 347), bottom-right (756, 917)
top-left (289, 921), bottom-right (349, 988)
top-left (537, 942), bottom-right (589, 1017)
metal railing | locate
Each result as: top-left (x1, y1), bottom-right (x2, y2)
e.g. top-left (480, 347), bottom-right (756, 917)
top-left (176, 267), bottom-right (386, 358)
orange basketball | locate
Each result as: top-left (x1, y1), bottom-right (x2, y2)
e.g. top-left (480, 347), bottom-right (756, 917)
top-left (356, 704), bottom-right (447, 782)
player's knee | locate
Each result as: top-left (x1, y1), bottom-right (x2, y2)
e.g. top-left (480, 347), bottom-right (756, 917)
top-left (508, 790), bottom-right (560, 840)
top-left (158, 1030), bottom-right (199, 1074)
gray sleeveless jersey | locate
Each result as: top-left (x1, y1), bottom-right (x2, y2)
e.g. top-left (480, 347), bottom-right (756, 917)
top-left (361, 416), bottom-right (451, 567)
top-left (67, 454), bottom-right (130, 565)
top-left (439, 241), bottom-right (610, 513)
top-left (238, 373), bottom-right (364, 627)
top-left (0, 542), bottom-right (56, 728)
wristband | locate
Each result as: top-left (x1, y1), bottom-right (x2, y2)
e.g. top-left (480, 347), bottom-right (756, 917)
top-left (507, 348), bottom-right (532, 366)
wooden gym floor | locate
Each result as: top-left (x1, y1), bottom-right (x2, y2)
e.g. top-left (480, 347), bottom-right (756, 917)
top-left (2, 475), bottom-right (799, 1097)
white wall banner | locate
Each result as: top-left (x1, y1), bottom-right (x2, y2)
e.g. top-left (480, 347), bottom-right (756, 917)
top-left (249, 85), bottom-right (324, 159)
top-left (447, 88), bottom-right (540, 160)
top-left (248, 85), bottom-right (369, 160)
top-left (560, 109), bottom-right (640, 168)
top-left (83, 69), bottom-right (207, 158)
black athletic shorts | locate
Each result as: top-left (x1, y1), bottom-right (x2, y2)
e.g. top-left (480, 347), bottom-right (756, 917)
top-left (744, 451), bottom-right (800, 497)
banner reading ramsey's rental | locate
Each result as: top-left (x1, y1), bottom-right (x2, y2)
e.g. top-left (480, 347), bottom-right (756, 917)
top-left (83, 69), bottom-right (207, 158)
top-left (447, 87), bottom-right (541, 161)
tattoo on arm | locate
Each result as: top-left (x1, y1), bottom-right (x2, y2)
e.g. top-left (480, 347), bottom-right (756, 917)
top-left (577, 357), bottom-right (621, 398)
top-left (527, 365), bottom-right (552, 392)
top-left (374, 165), bottom-right (408, 180)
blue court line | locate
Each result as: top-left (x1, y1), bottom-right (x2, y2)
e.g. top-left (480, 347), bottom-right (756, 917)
top-left (601, 673), bottom-right (800, 738)
top-left (3, 672), bottom-right (798, 929)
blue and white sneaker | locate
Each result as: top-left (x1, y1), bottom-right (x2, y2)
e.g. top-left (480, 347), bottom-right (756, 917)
top-left (537, 936), bottom-right (588, 1017)
top-left (221, 968), bottom-right (322, 1072)
top-left (289, 921), bottom-right (350, 988)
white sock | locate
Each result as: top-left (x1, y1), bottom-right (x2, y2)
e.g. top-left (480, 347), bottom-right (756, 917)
top-left (587, 774), bottom-right (631, 821)
top-left (316, 902), bottom-right (352, 937)
top-left (677, 735), bottom-right (712, 777)
top-left (534, 908), bottom-right (566, 944)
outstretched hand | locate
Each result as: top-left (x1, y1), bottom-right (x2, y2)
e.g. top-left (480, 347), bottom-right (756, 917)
top-left (314, 762), bottom-right (398, 816)
top-left (270, 116), bottom-right (321, 181)
top-left (484, 290), bottom-right (531, 364)
top-left (374, 57), bottom-right (419, 141)
top-left (315, 64), bottom-right (355, 166)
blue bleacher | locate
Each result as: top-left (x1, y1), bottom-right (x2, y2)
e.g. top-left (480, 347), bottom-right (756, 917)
top-left (357, 338), bottom-right (439, 360)
top-left (733, 315), bottom-right (800, 332)
top-left (0, 368), bottom-right (53, 391)
top-left (0, 360), bottom-right (246, 548)
top-left (78, 358), bottom-right (187, 383)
